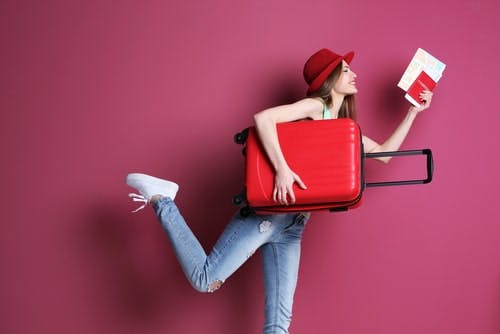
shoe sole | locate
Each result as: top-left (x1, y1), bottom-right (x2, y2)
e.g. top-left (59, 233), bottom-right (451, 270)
top-left (126, 173), bottom-right (179, 197)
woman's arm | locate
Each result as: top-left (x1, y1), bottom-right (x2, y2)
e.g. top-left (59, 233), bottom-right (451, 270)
top-left (253, 98), bottom-right (323, 205)
top-left (362, 90), bottom-right (433, 163)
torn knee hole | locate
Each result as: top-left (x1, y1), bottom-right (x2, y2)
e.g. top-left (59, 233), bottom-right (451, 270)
top-left (259, 220), bottom-right (272, 233)
top-left (208, 280), bottom-right (223, 293)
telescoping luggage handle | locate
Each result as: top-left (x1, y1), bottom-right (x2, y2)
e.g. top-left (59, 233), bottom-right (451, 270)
top-left (364, 149), bottom-right (434, 188)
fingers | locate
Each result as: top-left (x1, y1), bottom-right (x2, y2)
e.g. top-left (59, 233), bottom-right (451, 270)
top-left (276, 183), bottom-right (305, 205)
top-left (273, 171), bottom-right (307, 205)
top-left (409, 90), bottom-right (433, 113)
top-left (273, 186), bottom-right (290, 205)
top-left (287, 187), bottom-right (295, 205)
top-left (420, 90), bottom-right (433, 102)
top-left (295, 174), bottom-right (307, 190)
top-left (285, 176), bottom-right (307, 204)
top-left (274, 187), bottom-right (290, 205)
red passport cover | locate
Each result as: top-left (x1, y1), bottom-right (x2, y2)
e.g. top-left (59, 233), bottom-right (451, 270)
top-left (406, 71), bottom-right (436, 106)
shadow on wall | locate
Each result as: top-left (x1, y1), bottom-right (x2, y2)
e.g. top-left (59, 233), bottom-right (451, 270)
top-left (72, 69), bottom-right (312, 333)
top-left (77, 205), bottom-right (180, 322)
top-left (74, 172), bottom-right (260, 331)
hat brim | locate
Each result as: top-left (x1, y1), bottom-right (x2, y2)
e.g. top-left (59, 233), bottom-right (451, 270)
top-left (307, 51), bottom-right (355, 94)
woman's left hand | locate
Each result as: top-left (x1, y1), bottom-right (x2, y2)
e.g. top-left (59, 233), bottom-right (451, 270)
top-left (409, 90), bottom-right (433, 113)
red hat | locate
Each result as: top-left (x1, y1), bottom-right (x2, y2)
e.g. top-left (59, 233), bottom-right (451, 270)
top-left (303, 48), bottom-right (354, 94)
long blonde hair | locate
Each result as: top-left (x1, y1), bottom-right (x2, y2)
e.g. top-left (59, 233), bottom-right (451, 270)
top-left (306, 64), bottom-right (357, 120)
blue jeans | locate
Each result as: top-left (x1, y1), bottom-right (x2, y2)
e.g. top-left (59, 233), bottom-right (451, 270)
top-left (153, 197), bottom-right (310, 334)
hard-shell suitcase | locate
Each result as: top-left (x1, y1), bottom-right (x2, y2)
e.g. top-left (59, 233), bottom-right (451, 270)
top-left (233, 118), bottom-right (433, 216)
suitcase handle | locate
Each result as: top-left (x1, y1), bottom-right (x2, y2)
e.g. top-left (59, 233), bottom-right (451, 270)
top-left (364, 149), bottom-right (433, 188)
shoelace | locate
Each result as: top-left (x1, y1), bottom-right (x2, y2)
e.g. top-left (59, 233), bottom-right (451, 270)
top-left (128, 193), bottom-right (148, 212)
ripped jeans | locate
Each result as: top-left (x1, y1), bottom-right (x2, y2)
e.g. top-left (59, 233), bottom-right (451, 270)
top-left (153, 197), bottom-right (310, 334)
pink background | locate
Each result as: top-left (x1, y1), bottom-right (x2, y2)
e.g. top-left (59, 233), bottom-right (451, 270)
top-left (1, 0), bottom-right (499, 333)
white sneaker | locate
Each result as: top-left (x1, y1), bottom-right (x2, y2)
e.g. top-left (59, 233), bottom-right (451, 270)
top-left (126, 173), bottom-right (179, 212)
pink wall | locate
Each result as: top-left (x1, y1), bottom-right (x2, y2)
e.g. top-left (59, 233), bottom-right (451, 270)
top-left (1, 0), bottom-right (499, 333)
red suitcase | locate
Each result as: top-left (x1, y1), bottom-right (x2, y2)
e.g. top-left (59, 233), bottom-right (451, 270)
top-left (233, 118), bottom-right (433, 215)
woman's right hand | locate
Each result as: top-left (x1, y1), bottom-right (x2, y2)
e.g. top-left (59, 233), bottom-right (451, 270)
top-left (273, 166), bottom-right (307, 205)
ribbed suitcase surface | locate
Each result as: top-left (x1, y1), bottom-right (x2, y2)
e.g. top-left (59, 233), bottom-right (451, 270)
top-left (244, 118), bottom-right (363, 212)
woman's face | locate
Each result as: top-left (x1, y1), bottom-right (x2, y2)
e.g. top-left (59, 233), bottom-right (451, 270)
top-left (333, 60), bottom-right (357, 96)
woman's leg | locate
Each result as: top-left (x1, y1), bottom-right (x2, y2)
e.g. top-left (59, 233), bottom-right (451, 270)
top-left (128, 172), bottom-right (276, 292)
top-left (128, 173), bottom-right (310, 331)
top-left (154, 197), bottom-right (290, 293)
top-left (260, 213), bottom-right (309, 334)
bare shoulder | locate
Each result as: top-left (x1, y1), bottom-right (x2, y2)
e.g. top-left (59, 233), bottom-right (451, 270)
top-left (255, 97), bottom-right (324, 123)
top-left (293, 97), bottom-right (324, 114)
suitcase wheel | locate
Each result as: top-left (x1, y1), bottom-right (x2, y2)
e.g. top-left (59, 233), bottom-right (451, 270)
top-left (232, 189), bottom-right (247, 206)
top-left (233, 128), bottom-right (249, 145)
top-left (240, 206), bottom-right (253, 217)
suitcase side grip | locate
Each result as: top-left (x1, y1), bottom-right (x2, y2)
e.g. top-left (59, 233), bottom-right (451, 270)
top-left (364, 149), bottom-right (433, 187)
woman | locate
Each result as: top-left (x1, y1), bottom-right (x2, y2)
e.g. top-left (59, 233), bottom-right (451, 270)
top-left (126, 48), bottom-right (433, 334)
